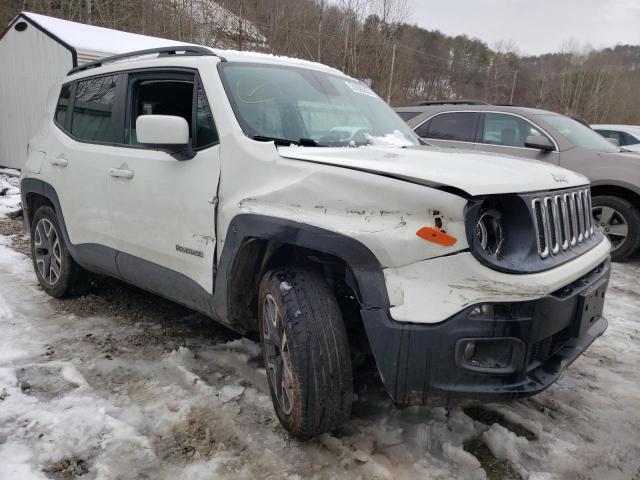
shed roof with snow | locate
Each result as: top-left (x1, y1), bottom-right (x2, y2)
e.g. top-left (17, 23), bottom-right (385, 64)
top-left (5, 12), bottom-right (192, 65)
top-left (0, 12), bottom-right (192, 169)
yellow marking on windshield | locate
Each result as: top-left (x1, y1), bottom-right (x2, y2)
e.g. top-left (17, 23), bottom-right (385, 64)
top-left (236, 77), bottom-right (274, 104)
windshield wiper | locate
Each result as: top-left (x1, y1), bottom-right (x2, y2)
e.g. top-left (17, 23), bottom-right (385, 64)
top-left (251, 135), bottom-right (299, 146)
top-left (251, 135), bottom-right (323, 147)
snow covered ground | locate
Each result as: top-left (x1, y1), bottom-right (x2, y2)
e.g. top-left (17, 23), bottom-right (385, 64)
top-left (0, 172), bottom-right (639, 480)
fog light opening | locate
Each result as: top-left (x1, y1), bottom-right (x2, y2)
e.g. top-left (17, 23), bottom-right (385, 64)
top-left (455, 338), bottom-right (525, 374)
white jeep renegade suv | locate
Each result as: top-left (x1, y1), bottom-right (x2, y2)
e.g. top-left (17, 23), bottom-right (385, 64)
top-left (21, 46), bottom-right (611, 439)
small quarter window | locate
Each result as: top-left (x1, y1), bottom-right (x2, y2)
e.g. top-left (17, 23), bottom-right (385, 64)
top-left (54, 85), bottom-right (71, 128)
top-left (71, 75), bottom-right (118, 143)
top-left (195, 81), bottom-right (218, 148)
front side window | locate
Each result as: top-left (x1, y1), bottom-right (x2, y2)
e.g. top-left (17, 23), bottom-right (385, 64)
top-left (126, 74), bottom-right (218, 149)
top-left (54, 84), bottom-right (71, 128)
top-left (219, 63), bottom-right (419, 148)
top-left (539, 114), bottom-right (620, 153)
top-left (481, 113), bottom-right (547, 148)
top-left (127, 77), bottom-right (194, 145)
top-left (623, 132), bottom-right (640, 146)
top-left (423, 112), bottom-right (479, 142)
top-left (71, 75), bottom-right (118, 142)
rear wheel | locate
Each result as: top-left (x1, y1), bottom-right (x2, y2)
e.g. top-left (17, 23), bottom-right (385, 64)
top-left (30, 206), bottom-right (88, 297)
top-left (592, 195), bottom-right (640, 261)
top-left (259, 266), bottom-right (353, 439)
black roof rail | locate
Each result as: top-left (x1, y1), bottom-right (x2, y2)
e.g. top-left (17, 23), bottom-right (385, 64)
top-left (408, 100), bottom-right (489, 107)
top-left (68, 46), bottom-right (218, 74)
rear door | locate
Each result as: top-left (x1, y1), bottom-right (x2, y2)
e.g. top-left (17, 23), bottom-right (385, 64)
top-left (107, 69), bottom-right (221, 296)
top-left (47, 73), bottom-right (126, 274)
top-left (414, 111), bottom-right (479, 151)
top-left (473, 112), bottom-right (560, 164)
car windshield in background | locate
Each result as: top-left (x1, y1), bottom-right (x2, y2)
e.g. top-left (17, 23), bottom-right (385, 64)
top-left (218, 63), bottom-right (419, 147)
top-left (540, 114), bottom-right (621, 153)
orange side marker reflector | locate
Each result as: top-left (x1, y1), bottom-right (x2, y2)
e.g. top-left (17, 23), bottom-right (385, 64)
top-left (416, 227), bottom-right (457, 246)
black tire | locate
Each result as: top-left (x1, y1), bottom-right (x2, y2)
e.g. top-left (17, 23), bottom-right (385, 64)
top-left (592, 195), bottom-right (640, 262)
top-left (30, 205), bottom-right (89, 297)
top-left (259, 266), bottom-right (353, 439)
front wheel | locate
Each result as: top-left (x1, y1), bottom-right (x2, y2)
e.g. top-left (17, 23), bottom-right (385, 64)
top-left (592, 195), bottom-right (640, 262)
top-left (259, 266), bottom-right (353, 439)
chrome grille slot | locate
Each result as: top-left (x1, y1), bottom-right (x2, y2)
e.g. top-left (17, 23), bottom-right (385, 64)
top-left (532, 188), bottom-right (594, 259)
top-left (545, 196), bottom-right (560, 254)
top-left (556, 195), bottom-right (569, 250)
top-left (582, 189), bottom-right (591, 237)
top-left (532, 199), bottom-right (549, 258)
top-left (575, 192), bottom-right (584, 243)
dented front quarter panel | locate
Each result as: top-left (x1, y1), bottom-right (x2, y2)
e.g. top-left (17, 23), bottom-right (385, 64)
top-left (216, 135), bottom-right (469, 269)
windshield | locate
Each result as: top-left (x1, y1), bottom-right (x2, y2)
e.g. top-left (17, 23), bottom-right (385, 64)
top-left (218, 62), bottom-right (419, 147)
top-left (539, 114), bottom-right (621, 153)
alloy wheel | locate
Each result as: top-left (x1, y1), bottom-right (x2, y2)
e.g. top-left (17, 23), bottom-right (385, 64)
top-left (262, 293), bottom-right (294, 415)
top-left (592, 205), bottom-right (628, 252)
top-left (34, 218), bottom-right (62, 285)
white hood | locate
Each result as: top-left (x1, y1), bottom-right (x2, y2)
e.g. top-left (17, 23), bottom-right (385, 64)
top-left (278, 145), bottom-right (589, 196)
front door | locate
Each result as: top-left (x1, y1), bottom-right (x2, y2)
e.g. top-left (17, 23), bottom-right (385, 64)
top-left (107, 70), bottom-right (221, 298)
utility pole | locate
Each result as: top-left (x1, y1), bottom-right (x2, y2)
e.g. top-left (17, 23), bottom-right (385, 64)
top-left (85, 0), bottom-right (92, 25)
top-left (317, 0), bottom-right (325, 62)
top-left (387, 42), bottom-right (397, 104)
top-left (509, 69), bottom-right (518, 105)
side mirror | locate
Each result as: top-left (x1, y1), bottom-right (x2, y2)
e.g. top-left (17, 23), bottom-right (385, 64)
top-left (606, 137), bottom-right (620, 147)
top-left (525, 134), bottom-right (555, 152)
top-left (136, 115), bottom-right (194, 160)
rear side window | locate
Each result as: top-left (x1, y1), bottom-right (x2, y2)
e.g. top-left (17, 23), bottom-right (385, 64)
top-left (71, 75), bottom-right (118, 143)
top-left (54, 85), bottom-right (71, 127)
top-left (421, 112), bottom-right (479, 142)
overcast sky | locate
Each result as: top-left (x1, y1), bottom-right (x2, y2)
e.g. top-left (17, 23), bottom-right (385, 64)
top-left (408, 0), bottom-right (640, 55)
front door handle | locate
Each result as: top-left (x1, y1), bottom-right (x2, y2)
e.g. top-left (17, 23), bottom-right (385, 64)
top-left (50, 155), bottom-right (68, 167)
top-left (109, 168), bottom-right (134, 179)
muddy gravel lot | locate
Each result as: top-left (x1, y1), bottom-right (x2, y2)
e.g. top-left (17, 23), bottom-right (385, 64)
top-left (1, 174), bottom-right (639, 480)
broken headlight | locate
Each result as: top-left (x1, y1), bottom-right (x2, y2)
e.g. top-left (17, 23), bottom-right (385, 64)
top-left (465, 194), bottom-right (538, 273)
top-left (475, 208), bottom-right (504, 256)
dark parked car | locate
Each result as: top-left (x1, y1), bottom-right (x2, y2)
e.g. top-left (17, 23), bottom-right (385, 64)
top-left (397, 103), bottom-right (640, 261)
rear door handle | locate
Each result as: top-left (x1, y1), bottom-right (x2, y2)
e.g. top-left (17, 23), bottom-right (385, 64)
top-left (50, 155), bottom-right (68, 167)
top-left (109, 168), bottom-right (134, 179)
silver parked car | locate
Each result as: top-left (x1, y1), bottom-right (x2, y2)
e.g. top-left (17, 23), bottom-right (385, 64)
top-left (397, 102), bottom-right (640, 261)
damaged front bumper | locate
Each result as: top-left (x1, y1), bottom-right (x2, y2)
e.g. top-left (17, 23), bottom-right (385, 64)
top-left (362, 257), bottom-right (611, 406)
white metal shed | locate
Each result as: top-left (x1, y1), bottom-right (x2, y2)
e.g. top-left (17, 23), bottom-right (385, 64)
top-left (0, 12), bottom-right (190, 170)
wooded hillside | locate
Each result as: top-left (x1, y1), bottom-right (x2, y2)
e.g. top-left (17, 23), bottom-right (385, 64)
top-left (3, 0), bottom-right (639, 123)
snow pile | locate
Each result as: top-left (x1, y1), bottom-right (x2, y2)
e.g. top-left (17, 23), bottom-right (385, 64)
top-left (0, 170), bottom-right (20, 217)
top-left (364, 130), bottom-right (415, 147)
